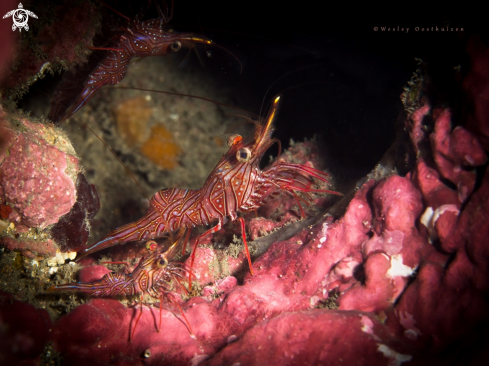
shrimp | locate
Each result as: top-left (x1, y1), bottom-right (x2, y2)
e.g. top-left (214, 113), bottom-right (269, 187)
top-left (48, 0), bottom-right (233, 124)
top-left (49, 228), bottom-right (194, 341)
top-left (76, 95), bottom-right (343, 288)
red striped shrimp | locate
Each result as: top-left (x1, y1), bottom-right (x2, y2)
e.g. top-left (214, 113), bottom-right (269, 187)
top-left (49, 229), bottom-right (194, 341)
top-left (76, 95), bottom-right (343, 288)
top-left (48, 0), bottom-right (240, 124)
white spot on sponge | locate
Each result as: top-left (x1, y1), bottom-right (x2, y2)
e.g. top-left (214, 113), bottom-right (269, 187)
top-left (377, 344), bottom-right (412, 366)
top-left (420, 205), bottom-right (459, 242)
top-left (387, 255), bottom-right (414, 278)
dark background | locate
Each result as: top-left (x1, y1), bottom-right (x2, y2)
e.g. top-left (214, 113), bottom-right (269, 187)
top-left (168, 1), bottom-right (479, 178)
top-left (21, 1), bottom-right (482, 180)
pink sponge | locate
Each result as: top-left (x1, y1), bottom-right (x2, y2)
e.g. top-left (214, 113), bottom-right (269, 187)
top-left (430, 108), bottom-right (487, 202)
top-left (206, 311), bottom-right (411, 366)
top-left (0, 112), bottom-right (79, 228)
top-left (0, 108), bottom-right (100, 256)
top-left (0, 290), bottom-right (52, 365)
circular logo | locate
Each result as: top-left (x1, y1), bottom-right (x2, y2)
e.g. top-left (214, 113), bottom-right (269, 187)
top-left (12, 8), bottom-right (29, 29)
top-left (3, 3), bottom-right (38, 32)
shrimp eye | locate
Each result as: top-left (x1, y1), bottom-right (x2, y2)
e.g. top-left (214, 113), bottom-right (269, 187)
top-left (157, 257), bottom-right (168, 268)
top-left (236, 147), bottom-right (251, 162)
top-left (146, 240), bottom-right (157, 251)
top-left (227, 134), bottom-right (242, 147)
top-left (171, 41), bottom-right (181, 52)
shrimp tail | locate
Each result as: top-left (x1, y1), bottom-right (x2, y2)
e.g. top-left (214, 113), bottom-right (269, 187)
top-left (77, 207), bottom-right (168, 261)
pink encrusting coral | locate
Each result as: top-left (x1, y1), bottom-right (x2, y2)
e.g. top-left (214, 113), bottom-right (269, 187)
top-left (47, 43), bottom-right (489, 365)
top-left (0, 111), bottom-right (78, 228)
top-left (0, 107), bottom-right (100, 256)
top-left (0, 290), bottom-right (52, 365)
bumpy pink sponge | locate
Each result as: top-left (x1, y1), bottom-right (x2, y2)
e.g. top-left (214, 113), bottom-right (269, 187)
top-left (0, 290), bottom-right (52, 365)
top-left (52, 173), bottom-right (419, 365)
top-left (0, 110), bottom-right (79, 228)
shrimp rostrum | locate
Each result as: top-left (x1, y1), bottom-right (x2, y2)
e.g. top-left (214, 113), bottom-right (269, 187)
top-left (77, 95), bottom-right (343, 284)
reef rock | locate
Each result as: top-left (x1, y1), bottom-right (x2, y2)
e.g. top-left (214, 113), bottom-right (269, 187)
top-left (0, 108), bottom-right (99, 257)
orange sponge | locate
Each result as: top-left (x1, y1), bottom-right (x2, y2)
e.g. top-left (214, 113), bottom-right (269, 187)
top-left (140, 125), bottom-right (181, 169)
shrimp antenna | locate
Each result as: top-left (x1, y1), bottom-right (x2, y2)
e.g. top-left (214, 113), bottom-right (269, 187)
top-left (222, 117), bottom-right (259, 133)
top-left (111, 86), bottom-right (258, 118)
top-left (278, 81), bottom-right (329, 96)
top-left (209, 42), bottom-right (243, 74)
top-left (259, 63), bottom-right (329, 119)
top-left (155, 0), bottom-right (173, 23)
top-left (189, 18), bottom-right (209, 70)
top-left (100, 1), bottom-right (131, 22)
top-left (196, 18), bottom-right (210, 60)
top-left (177, 26), bottom-right (316, 57)
top-left (80, 123), bottom-right (149, 202)
top-left (35, 87), bottom-right (150, 201)
top-left (178, 47), bottom-right (195, 69)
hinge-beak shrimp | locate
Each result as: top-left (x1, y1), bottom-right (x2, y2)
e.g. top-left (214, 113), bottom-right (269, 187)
top-left (77, 95), bottom-right (343, 287)
top-left (48, 0), bottom-right (240, 124)
top-left (49, 228), bottom-right (194, 341)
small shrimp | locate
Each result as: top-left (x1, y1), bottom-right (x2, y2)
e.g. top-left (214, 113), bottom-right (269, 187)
top-left (48, 0), bottom-right (238, 124)
top-left (49, 228), bottom-right (193, 341)
top-left (77, 95), bottom-right (343, 288)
